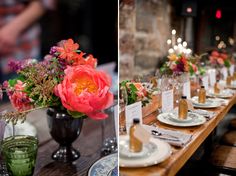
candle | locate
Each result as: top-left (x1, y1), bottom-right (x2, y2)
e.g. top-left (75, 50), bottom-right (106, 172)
top-left (183, 41), bottom-right (187, 48)
top-left (171, 29), bottom-right (176, 47)
top-left (167, 39), bottom-right (172, 45)
top-left (177, 38), bottom-right (182, 43)
top-left (168, 48), bottom-right (174, 54)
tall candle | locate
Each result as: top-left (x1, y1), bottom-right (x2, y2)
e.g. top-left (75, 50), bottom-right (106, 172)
top-left (171, 29), bottom-right (176, 47)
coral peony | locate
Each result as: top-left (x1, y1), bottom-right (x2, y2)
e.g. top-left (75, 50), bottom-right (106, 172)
top-left (54, 65), bottom-right (113, 119)
top-left (8, 80), bottom-right (33, 112)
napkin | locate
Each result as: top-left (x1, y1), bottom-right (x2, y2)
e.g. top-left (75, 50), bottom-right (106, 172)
top-left (143, 124), bottom-right (192, 147)
top-left (190, 109), bottom-right (216, 121)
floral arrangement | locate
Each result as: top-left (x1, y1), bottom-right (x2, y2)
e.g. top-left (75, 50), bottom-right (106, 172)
top-left (209, 50), bottom-right (231, 68)
top-left (120, 80), bottom-right (157, 107)
top-left (160, 54), bottom-right (198, 76)
top-left (0, 39), bottom-right (114, 124)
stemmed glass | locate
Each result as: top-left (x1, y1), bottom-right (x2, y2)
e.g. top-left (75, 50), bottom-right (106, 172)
top-left (119, 85), bottom-right (128, 134)
top-left (101, 104), bottom-right (118, 156)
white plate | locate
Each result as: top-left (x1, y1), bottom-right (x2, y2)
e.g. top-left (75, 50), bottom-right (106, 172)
top-left (88, 153), bottom-right (118, 176)
top-left (191, 97), bottom-right (221, 109)
top-left (119, 138), bottom-right (157, 159)
top-left (119, 135), bottom-right (171, 168)
top-left (4, 121), bottom-right (37, 139)
top-left (157, 112), bottom-right (206, 127)
top-left (191, 97), bottom-right (214, 106)
top-left (207, 89), bottom-right (233, 98)
top-left (168, 115), bottom-right (193, 123)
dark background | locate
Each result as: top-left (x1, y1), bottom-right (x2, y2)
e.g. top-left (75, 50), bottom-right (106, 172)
top-left (40, 0), bottom-right (118, 67)
top-left (171, 0), bottom-right (236, 53)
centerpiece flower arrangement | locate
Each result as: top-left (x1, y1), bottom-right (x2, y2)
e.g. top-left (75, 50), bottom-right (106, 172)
top-left (120, 80), bottom-right (158, 107)
top-left (0, 39), bottom-right (114, 124)
top-left (209, 50), bottom-right (231, 68)
top-left (160, 54), bottom-right (198, 76)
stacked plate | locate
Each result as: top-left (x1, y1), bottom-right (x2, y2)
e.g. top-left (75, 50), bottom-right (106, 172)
top-left (119, 135), bottom-right (171, 167)
top-left (191, 96), bottom-right (221, 109)
top-left (157, 112), bottom-right (206, 127)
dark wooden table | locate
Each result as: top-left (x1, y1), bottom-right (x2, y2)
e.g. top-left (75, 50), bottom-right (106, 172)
top-left (0, 103), bottom-right (117, 176)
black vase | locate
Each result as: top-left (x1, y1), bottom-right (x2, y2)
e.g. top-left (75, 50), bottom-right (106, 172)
top-left (47, 108), bottom-right (84, 162)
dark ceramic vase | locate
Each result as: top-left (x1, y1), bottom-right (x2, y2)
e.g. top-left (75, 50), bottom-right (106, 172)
top-left (47, 108), bottom-right (84, 162)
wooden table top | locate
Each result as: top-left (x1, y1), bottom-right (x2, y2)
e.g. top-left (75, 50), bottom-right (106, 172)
top-left (120, 94), bottom-right (236, 176)
top-left (0, 104), bottom-right (116, 176)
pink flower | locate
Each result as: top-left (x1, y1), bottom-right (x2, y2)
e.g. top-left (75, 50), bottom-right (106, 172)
top-left (8, 80), bottom-right (33, 111)
top-left (220, 53), bottom-right (228, 60)
top-left (191, 64), bottom-right (198, 72)
top-left (211, 51), bottom-right (220, 57)
top-left (217, 58), bottom-right (224, 65)
top-left (54, 65), bottom-right (114, 119)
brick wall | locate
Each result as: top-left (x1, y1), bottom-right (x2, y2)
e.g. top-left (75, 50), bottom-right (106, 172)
top-left (119, 0), bottom-right (172, 80)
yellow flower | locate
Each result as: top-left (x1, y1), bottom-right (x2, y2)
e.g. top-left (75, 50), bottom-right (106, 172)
top-left (168, 54), bottom-right (178, 61)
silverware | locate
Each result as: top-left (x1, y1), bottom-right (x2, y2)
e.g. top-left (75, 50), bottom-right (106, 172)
top-left (151, 130), bottom-right (180, 141)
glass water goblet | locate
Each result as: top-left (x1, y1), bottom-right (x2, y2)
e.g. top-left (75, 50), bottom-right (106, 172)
top-left (1, 135), bottom-right (38, 176)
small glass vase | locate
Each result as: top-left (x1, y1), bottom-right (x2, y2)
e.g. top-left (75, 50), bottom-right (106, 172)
top-left (46, 108), bottom-right (84, 163)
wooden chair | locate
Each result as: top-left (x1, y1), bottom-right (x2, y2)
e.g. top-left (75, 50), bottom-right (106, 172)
top-left (210, 145), bottom-right (236, 175)
top-left (229, 119), bottom-right (236, 129)
top-left (221, 131), bottom-right (236, 147)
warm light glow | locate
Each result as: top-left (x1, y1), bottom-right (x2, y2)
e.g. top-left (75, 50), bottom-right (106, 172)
top-left (177, 38), bottom-right (182, 43)
top-left (183, 41), bottom-right (187, 47)
top-left (186, 7), bottom-right (192, 13)
top-left (178, 44), bottom-right (182, 48)
top-left (186, 49), bottom-right (192, 54)
top-left (229, 37), bottom-right (234, 45)
top-left (218, 41), bottom-right (225, 49)
top-left (167, 39), bottom-right (172, 45)
top-left (215, 36), bottom-right (220, 41)
top-left (171, 29), bottom-right (176, 35)
top-left (168, 48), bottom-right (174, 54)
top-left (173, 45), bottom-right (178, 50)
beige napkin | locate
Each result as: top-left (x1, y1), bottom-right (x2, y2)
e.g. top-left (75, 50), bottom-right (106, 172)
top-left (143, 124), bottom-right (192, 147)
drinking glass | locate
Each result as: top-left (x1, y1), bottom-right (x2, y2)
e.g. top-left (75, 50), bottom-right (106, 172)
top-left (1, 135), bottom-right (38, 176)
top-left (0, 120), bottom-right (5, 141)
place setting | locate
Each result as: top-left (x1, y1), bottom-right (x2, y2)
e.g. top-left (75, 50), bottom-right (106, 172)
top-left (119, 119), bottom-right (172, 168)
top-left (206, 85), bottom-right (234, 99)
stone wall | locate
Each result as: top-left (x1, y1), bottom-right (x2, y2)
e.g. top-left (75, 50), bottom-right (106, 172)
top-left (119, 0), bottom-right (172, 80)
top-left (119, 0), bottom-right (136, 80)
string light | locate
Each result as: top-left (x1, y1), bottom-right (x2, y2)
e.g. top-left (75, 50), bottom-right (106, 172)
top-left (177, 38), bottom-right (182, 43)
top-left (171, 29), bottom-right (176, 35)
top-left (167, 39), bottom-right (172, 45)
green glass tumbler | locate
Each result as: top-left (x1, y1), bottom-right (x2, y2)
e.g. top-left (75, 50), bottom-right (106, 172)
top-left (1, 135), bottom-right (38, 176)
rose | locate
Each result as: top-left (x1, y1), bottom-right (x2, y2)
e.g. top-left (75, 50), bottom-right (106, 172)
top-left (54, 65), bottom-right (113, 119)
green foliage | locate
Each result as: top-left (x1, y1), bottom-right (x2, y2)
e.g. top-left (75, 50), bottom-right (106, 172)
top-left (224, 59), bottom-right (231, 68)
top-left (198, 66), bottom-right (206, 76)
top-left (67, 110), bottom-right (86, 118)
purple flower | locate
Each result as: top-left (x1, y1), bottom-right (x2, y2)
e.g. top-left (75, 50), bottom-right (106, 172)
top-left (49, 46), bottom-right (58, 55)
top-left (8, 60), bottom-right (23, 72)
